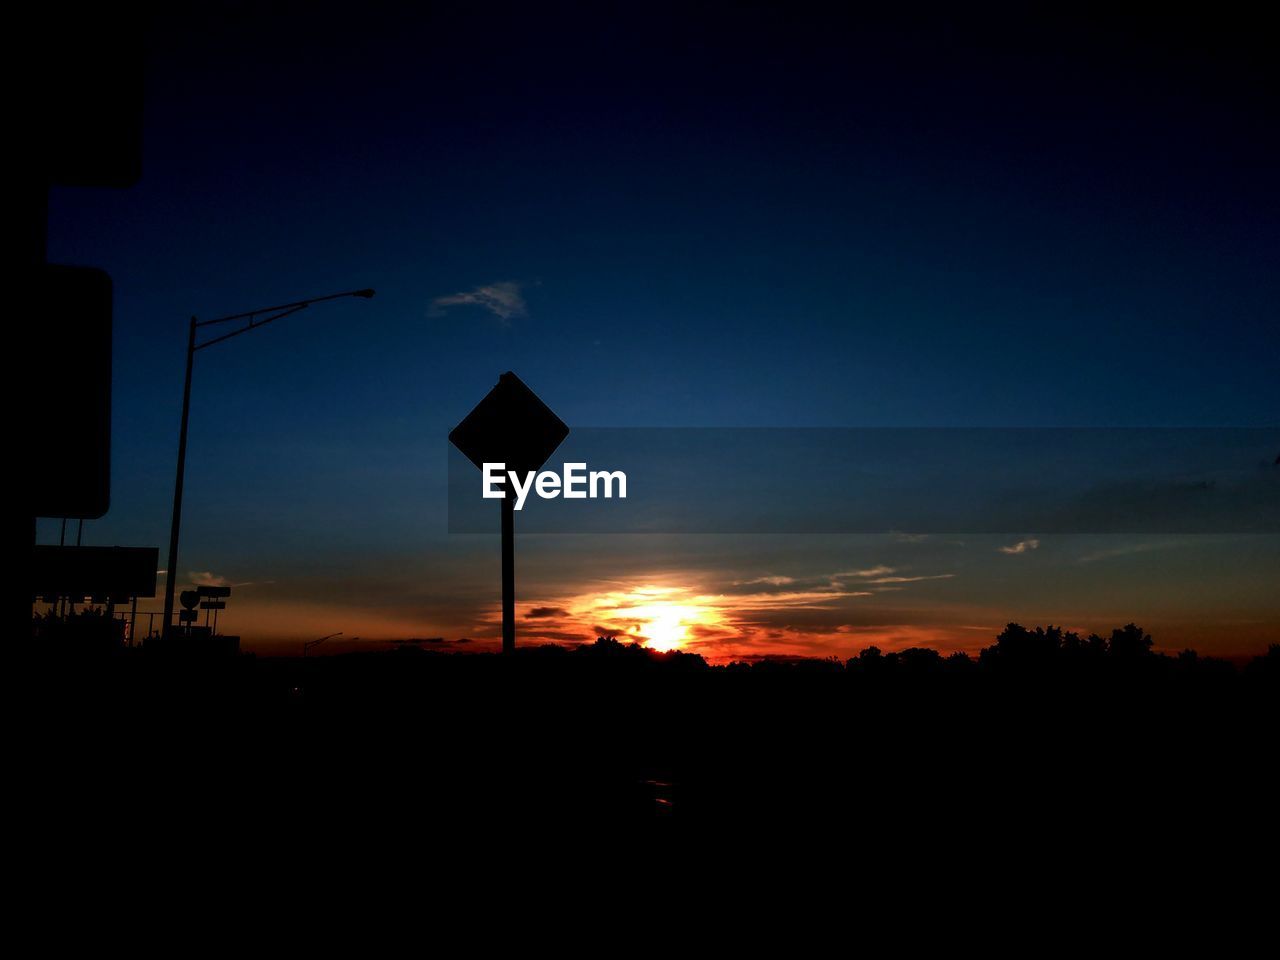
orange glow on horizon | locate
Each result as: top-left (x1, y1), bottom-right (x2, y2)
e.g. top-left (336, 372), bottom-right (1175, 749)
top-left (498, 580), bottom-right (997, 661)
top-left (135, 583), bottom-right (1278, 665)
top-left (576, 586), bottom-right (726, 653)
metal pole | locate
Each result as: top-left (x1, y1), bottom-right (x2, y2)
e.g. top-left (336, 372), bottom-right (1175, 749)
top-left (162, 316), bottom-right (197, 639)
top-left (501, 493), bottom-right (515, 654)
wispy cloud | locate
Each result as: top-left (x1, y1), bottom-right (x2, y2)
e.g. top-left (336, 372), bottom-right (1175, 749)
top-left (864, 574), bottom-right (956, 584)
top-left (726, 566), bottom-right (957, 595)
top-left (998, 539), bottom-right (1040, 555)
top-left (836, 565), bottom-right (896, 579)
top-left (187, 571), bottom-right (273, 588)
top-left (1076, 540), bottom-right (1189, 564)
top-left (190, 571), bottom-right (231, 587)
top-left (526, 606), bottom-right (570, 619)
top-left (429, 281), bottom-right (526, 323)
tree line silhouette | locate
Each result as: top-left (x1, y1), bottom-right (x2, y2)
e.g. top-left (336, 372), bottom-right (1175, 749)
top-left (426, 624), bottom-right (1278, 681)
top-left (22, 610), bottom-right (1280, 682)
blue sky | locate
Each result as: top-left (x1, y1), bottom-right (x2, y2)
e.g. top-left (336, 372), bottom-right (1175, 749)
top-left (38, 6), bottom-right (1279, 657)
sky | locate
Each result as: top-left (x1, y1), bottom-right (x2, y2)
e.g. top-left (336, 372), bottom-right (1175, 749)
top-left (39, 5), bottom-right (1279, 659)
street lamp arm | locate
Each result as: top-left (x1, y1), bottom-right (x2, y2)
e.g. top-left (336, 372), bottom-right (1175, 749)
top-left (194, 303), bottom-right (309, 352)
top-left (195, 288), bottom-right (376, 328)
top-left (303, 631), bottom-right (343, 657)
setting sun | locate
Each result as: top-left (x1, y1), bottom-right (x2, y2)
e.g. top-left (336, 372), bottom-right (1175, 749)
top-left (601, 587), bottom-right (720, 653)
top-left (514, 585), bottom-right (734, 655)
top-left (622, 600), bottom-right (700, 652)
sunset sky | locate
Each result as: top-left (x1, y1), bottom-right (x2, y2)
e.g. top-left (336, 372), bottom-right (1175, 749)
top-left (39, 6), bottom-right (1278, 659)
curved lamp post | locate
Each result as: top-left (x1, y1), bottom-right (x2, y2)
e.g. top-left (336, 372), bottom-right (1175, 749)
top-left (304, 631), bottom-right (354, 658)
top-left (162, 289), bottom-right (375, 639)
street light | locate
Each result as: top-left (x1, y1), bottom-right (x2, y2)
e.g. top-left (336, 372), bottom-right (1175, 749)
top-left (303, 631), bottom-right (350, 657)
top-left (162, 288), bottom-right (376, 639)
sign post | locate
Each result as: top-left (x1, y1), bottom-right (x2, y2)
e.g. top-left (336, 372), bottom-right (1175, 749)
top-left (501, 492), bottom-right (515, 653)
top-left (449, 372), bottom-right (569, 653)
top-left (197, 584), bottom-right (232, 634)
top-left (179, 590), bottom-right (199, 635)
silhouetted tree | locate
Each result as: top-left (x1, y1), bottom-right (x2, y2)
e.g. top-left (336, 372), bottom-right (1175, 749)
top-left (896, 647), bottom-right (945, 674)
top-left (981, 623), bottom-right (1061, 668)
top-left (1245, 643), bottom-right (1280, 679)
top-left (1109, 623), bottom-right (1153, 658)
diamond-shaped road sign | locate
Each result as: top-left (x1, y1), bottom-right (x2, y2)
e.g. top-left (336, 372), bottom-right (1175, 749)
top-left (450, 372), bottom-right (568, 654)
top-left (449, 371), bottom-right (569, 477)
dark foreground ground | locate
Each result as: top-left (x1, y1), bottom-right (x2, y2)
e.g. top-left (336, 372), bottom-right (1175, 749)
top-left (13, 637), bottom-right (1278, 849)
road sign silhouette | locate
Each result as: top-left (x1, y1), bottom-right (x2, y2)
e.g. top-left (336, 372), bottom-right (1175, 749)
top-left (449, 372), bottom-right (569, 477)
top-left (32, 265), bottom-right (113, 519)
top-left (450, 372), bottom-right (569, 653)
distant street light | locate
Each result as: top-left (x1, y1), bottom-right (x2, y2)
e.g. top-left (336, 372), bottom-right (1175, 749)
top-left (303, 631), bottom-right (345, 658)
top-left (162, 289), bottom-right (376, 639)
